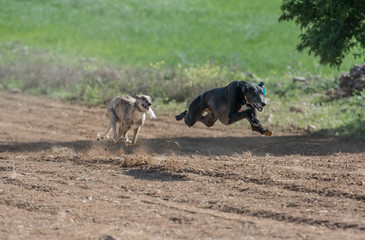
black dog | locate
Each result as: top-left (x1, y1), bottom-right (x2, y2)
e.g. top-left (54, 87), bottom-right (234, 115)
top-left (175, 81), bottom-right (272, 136)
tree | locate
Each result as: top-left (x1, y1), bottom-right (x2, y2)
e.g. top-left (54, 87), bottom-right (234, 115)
top-left (279, 0), bottom-right (365, 67)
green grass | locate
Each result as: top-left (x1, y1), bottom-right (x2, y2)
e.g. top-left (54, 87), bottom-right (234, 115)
top-left (265, 80), bottom-right (365, 139)
top-left (0, 0), bottom-right (358, 77)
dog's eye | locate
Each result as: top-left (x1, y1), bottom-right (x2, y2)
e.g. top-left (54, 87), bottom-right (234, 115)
top-left (252, 92), bottom-right (257, 96)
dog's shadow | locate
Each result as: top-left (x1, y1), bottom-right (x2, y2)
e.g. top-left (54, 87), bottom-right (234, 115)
top-left (124, 135), bottom-right (365, 156)
top-left (0, 135), bottom-right (364, 157)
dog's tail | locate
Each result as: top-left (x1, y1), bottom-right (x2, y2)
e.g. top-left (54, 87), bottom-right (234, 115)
top-left (175, 110), bottom-right (187, 121)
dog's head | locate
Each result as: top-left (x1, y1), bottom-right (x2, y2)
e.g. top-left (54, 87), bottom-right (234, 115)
top-left (136, 94), bottom-right (152, 112)
top-left (238, 81), bottom-right (267, 112)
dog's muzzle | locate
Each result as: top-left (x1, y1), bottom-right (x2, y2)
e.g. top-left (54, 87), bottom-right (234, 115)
top-left (142, 102), bottom-right (152, 110)
top-left (253, 102), bottom-right (266, 112)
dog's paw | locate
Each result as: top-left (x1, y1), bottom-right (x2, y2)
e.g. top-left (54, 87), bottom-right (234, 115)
top-left (124, 139), bottom-right (135, 146)
top-left (113, 137), bottom-right (124, 144)
top-left (96, 133), bottom-right (104, 140)
top-left (175, 110), bottom-right (187, 121)
top-left (263, 130), bottom-right (273, 136)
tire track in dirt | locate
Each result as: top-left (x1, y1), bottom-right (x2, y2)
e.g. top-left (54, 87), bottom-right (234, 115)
top-left (129, 175), bottom-right (365, 231)
top-left (5, 152), bottom-right (364, 230)
top-left (0, 157), bottom-right (264, 239)
top-left (2, 178), bottom-right (59, 193)
top-left (215, 205), bottom-right (365, 231)
top-left (142, 156), bottom-right (365, 231)
top-left (179, 166), bottom-right (365, 202)
top-left (119, 181), bottom-right (365, 231)
top-left (12, 154), bottom-right (365, 204)
top-left (151, 156), bottom-right (365, 202)
top-left (3, 152), bottom-right (364, 232)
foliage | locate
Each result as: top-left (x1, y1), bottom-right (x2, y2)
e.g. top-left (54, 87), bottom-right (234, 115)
top-left (270, 76), bottom-right (337, 97)
top-left (0, 0), bottom-right (358, 76)
top-left (314, 89), bottom-right (365, 138)
top-left (279, 0), bottom-right (365, 67)
top-left (1, 42), bottom-right (364, 139)
top-left (0, 42), bottom-right (247, 104)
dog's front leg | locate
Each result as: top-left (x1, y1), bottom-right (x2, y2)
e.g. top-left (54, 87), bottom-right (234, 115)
top-left (116, 128), bottom-right (132, 144)
top-left (227, 110), bottom-right (260, 126)
top-left (245, 109), bottom-right (272, 136)
top-left (251, 124), bottom-right (272, 136)
top-left (128, 127), bottom-right (141, 146)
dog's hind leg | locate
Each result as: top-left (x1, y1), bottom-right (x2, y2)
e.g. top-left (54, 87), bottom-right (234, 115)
top-left (104, 107), bottom-right (119, 142)
top-left (96, 125), bottom-right (112, 140)
top-left (175, 110), bottom-right (187, 121)
top-left (182, 95), bottom-right (209, 127)
top-left (199, 110), bottom-right (217, 127)
top-left (97, 107), bottom-right (117, 140)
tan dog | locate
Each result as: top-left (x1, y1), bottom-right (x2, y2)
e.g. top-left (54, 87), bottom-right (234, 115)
top-left (97, 94), bottom-right (153, 145)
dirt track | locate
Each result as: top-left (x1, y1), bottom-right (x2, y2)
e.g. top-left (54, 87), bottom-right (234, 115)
top-left (0, 91), bottom-right (364, 240)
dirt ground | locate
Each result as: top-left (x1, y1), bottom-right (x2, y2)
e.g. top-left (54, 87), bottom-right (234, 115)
top-left (0, 91), bottom-right (364, 240)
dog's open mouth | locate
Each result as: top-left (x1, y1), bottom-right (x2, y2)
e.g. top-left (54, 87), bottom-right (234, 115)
top-left (253, 104), bottom-right (264, 112)
top-left (142, 103), bottom-right (150, 110)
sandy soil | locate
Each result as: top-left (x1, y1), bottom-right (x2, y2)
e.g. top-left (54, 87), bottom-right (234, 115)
top-left (0, 91), bottom-right (364, 240)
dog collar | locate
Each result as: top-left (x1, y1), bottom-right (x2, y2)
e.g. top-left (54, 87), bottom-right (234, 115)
top-left (244, 95), bottom-right (249, 104)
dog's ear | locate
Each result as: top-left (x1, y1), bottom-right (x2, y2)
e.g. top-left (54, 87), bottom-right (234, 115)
top-left (237, 81), bottom-right (247, 89)
top-left (136, 95), bottom-right (142, 99)
top-left (236, 81), bottom-right (248, 101)
top-left (238, 81), bottom-right (246, 87)
top-left (237, 81), bottom-right (247, 93)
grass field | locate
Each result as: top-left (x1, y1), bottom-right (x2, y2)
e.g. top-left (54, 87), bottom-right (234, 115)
top-left (0, 0), bottom-right (358, 76)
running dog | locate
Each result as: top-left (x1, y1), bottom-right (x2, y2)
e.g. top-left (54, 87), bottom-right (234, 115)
top-left (175, 81), bottom-right (272, 136)
top-left (97, 94), bottom-right (153, 145)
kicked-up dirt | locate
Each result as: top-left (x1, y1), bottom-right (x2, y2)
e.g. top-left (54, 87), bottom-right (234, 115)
top-left (0, 91), bottom-right (364, 239)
